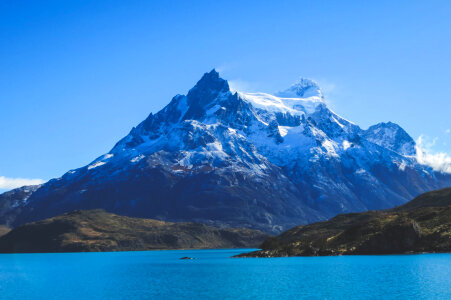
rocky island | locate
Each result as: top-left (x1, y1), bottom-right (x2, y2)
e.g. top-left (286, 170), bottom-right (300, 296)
top-left (237, 188), bottom-right (451, 257)
top-left (0, 210), bottom-right (267, 253)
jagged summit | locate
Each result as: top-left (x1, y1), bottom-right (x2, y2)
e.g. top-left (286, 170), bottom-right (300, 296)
top-left (191, 69), bottom-right (227, 89)
top-left (364, 121), bottom-right (416, 156)
top-left (186, 69), bottom-right (230, 105)
top-left (1, 70), bottom-right (450, 233)
top-left (276, 78), bottom-right (323, 99)
top-left (183, 69), bottom-right (231, 120)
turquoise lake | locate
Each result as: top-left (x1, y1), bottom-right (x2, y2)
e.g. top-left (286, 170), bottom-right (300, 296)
top-left (0, 249), bottom-right (450, 299)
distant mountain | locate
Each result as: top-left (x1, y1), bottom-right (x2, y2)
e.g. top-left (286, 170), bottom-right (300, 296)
top-left (0, 210), bottom-right (267, 253)
top-left (0, 185), bottom-right (40, 226)
top-left (1, 70), bottom-right (450, 233)
top-left (237, 188), bottom-right (451, 257)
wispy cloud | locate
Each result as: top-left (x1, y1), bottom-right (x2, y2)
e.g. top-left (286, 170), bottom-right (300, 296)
top-left (228, 79), bottom-right (261, 93)
top-left (315, 79), bottom-right (337, 97)
top-left (445, 129), bottom-right (450, 134)
top-left (415, 135), bottom-right (451, 174)
top-left (0, 176), bottom-right (45, 190)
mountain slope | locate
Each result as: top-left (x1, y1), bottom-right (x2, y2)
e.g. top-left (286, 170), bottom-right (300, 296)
top-left (0, 210), bottom-right (267, 253)
top-left (237, 188), bottom-right (451, 257)
top-left (0, 226), bottom-right (9, 238)
top-left (1, 70), bottom-right (450, 233)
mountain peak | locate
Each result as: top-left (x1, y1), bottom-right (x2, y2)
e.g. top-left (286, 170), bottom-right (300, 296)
top-left (366, 121), bottom-right (410, 136)
top-left (189, 69), bottom-right (229, 95)
top-left (207, 68), bottom-right (219, 76)
top-left (276, 78), bottom-right (323, 99)
top-left (364, 121), bottom-right (416, 156)
top-left (181, 70), bottom-right (231, 120)
top-left (2, 70), bottom-right (451, 235)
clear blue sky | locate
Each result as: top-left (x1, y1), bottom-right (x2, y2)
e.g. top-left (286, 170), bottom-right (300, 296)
top-left (1, 0), bottom-right (451, 191)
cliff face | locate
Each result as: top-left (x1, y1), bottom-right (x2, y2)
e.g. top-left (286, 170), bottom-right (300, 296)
top-left (237, 188), bottom-right (451, 257)
top-left (0, 210), bottom-right (268, 253)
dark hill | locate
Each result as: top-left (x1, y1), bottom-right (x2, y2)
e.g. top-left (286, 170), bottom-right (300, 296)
top-left (395, 188), bottom-right (451, 210)
top-left (237, 188), bottom-right (451, 257)
top-left (0, 210), bottom-right (267, 253)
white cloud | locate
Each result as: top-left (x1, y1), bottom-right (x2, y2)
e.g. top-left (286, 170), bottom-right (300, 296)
top-left (415, 135), bottom-right (451, 174)
top-left (0, 176), bottom-right (45, 190)
top-left (445, 129), bottom-right (450, 134)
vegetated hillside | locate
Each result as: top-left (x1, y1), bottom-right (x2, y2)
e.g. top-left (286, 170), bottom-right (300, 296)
top-left (237, 188), bottom-right (451, 257)
top-left (0, 210), bottom-right (268, 253)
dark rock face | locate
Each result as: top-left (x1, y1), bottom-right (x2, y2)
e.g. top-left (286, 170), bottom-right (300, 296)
top-left (0, 210), bottom-right (268, 253)
top-left (0, 185), bottom-right (40, 227)
top-left (237, 188), bottom-right (451, 257)
top-left (9, 163), bottom-right (319, 234)
top-left (1, 70), bottom-right (451, 234)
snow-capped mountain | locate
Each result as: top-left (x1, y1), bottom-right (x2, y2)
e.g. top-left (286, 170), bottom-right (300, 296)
top-left (1, 70), bottom-right (450, 233)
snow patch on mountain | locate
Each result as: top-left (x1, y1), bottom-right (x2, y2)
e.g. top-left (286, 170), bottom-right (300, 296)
top-left (239, 92), bottom-right (323, 115)
top-left (131, 155), bottom-right (145, 163)
top-left (88, 161), bottom-right (106, 170)
top-left (276, 78), bottom-right (323, 98)
top-left (342, 140), bottom-right (352, 150)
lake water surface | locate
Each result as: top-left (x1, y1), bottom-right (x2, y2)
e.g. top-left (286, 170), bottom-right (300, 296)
top-left (0, 249), bottom-right (450, 299)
